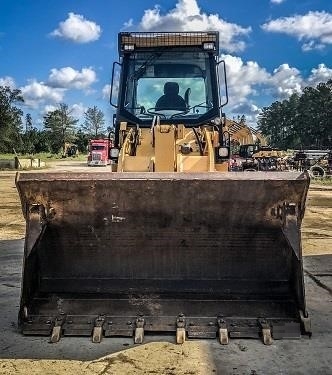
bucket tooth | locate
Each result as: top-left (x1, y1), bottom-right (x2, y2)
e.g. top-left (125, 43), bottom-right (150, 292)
top-left (92, 315), bottom-right (105, 343)
top-left (92, 327), bottom-right (103, 343)
top-left (176, 328), bottom-right (186, 344)
top-left (176, 314), bottom-right (186, 344)
top-left (299, 310), bottom-right (312, 337)
top-left (259, 319), bottom-right (273, 345)
top-left (134, 328), bottom-right (144, 344)
top-left (50, 315), bottom-right (66, 343)
top-left (262, 328), bottom-right (273, 346)
top-left (134, 317), bottom-right (145, 344)
top-left (217, 318), bottom-right (229, 345)
top-left (23, 306), bottom-right (28, 319)
top-left (50, 326), bottom-right (62, 343)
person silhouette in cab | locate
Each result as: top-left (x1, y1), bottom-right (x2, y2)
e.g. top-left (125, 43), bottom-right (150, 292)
top-left (155, 82), bottom-right (186, 111)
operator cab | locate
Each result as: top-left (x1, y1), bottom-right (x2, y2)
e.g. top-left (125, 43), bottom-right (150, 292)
top-left (111, 32), bottom-right (226, 127)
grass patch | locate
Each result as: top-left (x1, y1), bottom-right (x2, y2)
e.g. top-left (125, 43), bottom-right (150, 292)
top-left (310, 177), bottom-right (332, 185)
top-left (0, 153), bottom-right (15, 160)
top-left (0, 152), bottom-right (87, 162)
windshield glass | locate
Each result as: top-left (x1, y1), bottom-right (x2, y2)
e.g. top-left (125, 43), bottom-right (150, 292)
top-left (91, 145), bottom-right (105, 151)
top-left (122, 50), bottom-right (217, 123)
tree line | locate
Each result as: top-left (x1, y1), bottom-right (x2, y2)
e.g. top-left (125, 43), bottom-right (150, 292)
top-left (0, 85), bottom-right (109, 154)
top-left (1, 79), bottom-right (331, 155)
top-left (257, 79), bottom-right (332, 150)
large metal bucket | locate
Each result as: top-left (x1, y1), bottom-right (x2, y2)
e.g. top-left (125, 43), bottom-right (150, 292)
top-left (16, 171), bottom-right (311, 343)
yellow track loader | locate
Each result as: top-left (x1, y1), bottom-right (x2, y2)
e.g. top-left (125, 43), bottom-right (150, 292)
top-left (16, 32), bottom-right (311, 345)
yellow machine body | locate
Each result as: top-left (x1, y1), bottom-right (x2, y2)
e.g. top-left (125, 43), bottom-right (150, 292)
top-left (16, 32), bottom-right (311, 345)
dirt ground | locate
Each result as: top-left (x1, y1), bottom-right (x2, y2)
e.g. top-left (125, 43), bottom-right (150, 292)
top-left (0, 342), bottom-right (216, 375)
top-left (0, 161), bottom-right (331, 374)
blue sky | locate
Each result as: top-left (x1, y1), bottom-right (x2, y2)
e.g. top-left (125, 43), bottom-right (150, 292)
top-left (0, 0), bottom-right (331, 128)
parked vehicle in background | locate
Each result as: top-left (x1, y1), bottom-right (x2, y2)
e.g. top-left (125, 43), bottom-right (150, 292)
top-left (307, 150), bottom-right (332, 178)
top-left (230, 144), bottom-right (287, 172)
top-left (288, 149), bottom-right (332, 178)
top-left (62, 143), bottom-right (78, 158)
top-left (87, 139), bottom-right (114, 166)
top-left (229, 144), bottom-right (259, 171)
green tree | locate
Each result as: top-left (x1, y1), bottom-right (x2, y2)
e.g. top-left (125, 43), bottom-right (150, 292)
top-left (21, 128), bottom-right (52, 154)
top-left (82, 106), bottom-right (106, 138)
top-left (258, 80), bottom-right (332, 149)
top-left (0, 86), bottom-right (24, 152)
top-left (33, 129), bottom-right (52, 153)
top-left (75, 129), bottom-right (90, 153)
top-left (25, 113), bottom-right (33, 132)
top-left (43, 103), bottom-right (78, 154)
top-left (21, 113), bottom-right (35, 154)
top-left (296, 81), bottom-right (332, 148)
top-left (258, 101), bottom-right (285, 148)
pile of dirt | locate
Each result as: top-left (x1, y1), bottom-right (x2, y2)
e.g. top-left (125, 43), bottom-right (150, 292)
top-left (0, 342), bottom-right (216, 374)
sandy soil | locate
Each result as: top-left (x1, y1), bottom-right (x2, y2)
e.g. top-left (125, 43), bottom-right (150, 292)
top-left (0, 172), bottom-right (25, 241)
top-left (0, 342), bottom-right (215, 375)
top-left (0, 162), bottom-right (331, 374)
top-left (301, 185), bottom-right (332, 255)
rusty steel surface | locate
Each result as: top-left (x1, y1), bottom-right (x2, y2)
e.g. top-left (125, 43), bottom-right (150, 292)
top-left (15, 171), bottom-right (310, 342)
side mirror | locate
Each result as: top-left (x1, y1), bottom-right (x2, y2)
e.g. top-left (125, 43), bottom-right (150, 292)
top-left (110, 61), bottom-right (121, 108)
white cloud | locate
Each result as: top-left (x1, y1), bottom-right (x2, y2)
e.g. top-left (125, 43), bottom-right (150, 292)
top-left (20, 80), bottom-right (65, 108)
top-left (41, 103), bottom-right (86, 123)
top-left (125, 0), bottom-right (251, 53)
top-left (0, 76), bottom-right (16, 89)
top-left (48, 67), bottom-right (97, 89)
top-left (307, 64), bottom-right (332, 86)
top-left (217, 55), bottom-right (271, 125)
top-left (39, 103), bottom-right (87, 124)
top-left (302, 41), bottom-right (325, 52)
top-left (221, 55), bottom-right (270, 104)
top-left (102, 84), bottom-right (112, 99)
top-left (225, 60), bottom-right (331, 125)
top-left (71, 103), bottom-right (87, 118)
top-left (217, 56), bottom-right (317, 123)
top-left (270, 64), bottom-right (303, 98)
top-left (270, 0), bottom-right (285, 4)
top-left (224, 57), bottom-right (331, 120)
top-left (232, 102), bottom-right (261, 115)
top-left (50, 12), bottom-right (101, 43)
top-left (261, 11), bottom-right (332, 50)
top-left (43, 104), bottom-right (58, 114)
top-left (228, 102), bottom-right (262, 125)
top-left (123, 19), bottom-right (134, 29)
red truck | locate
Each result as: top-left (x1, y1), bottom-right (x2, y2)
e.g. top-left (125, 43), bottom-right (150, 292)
top-left (87, 139), bottom-right (114, 166)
